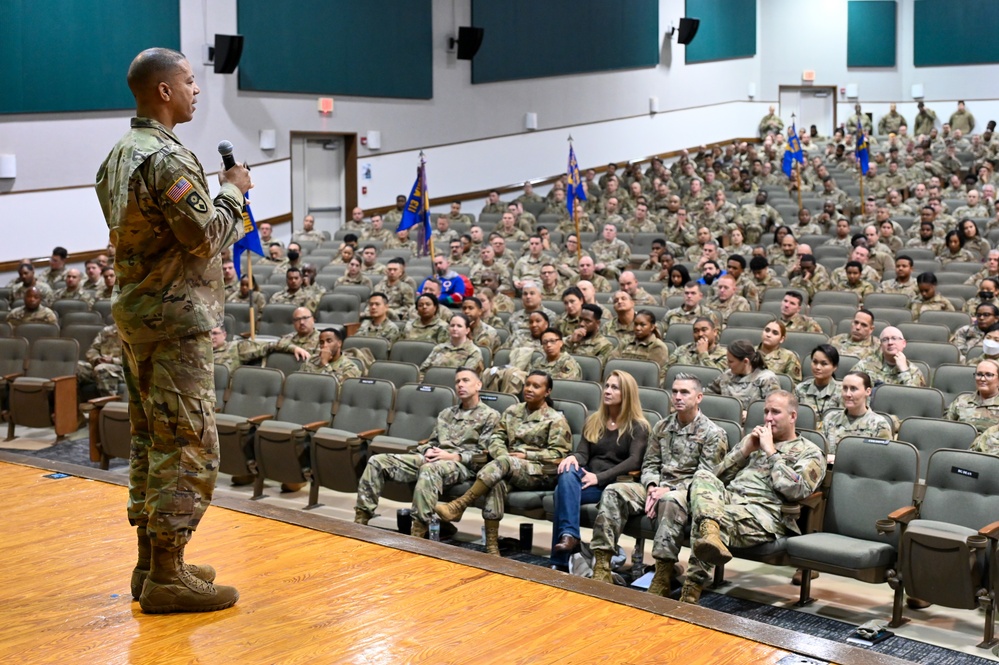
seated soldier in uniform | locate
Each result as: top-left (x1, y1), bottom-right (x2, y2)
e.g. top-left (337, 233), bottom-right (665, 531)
top-left (354, 368), bottom-right (501, 538)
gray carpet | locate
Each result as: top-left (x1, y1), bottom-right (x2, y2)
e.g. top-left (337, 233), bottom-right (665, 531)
top-left (0, 438), bottom-right (127, 470)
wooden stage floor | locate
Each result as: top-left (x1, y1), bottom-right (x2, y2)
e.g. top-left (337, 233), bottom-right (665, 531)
top-left (0, 459), bottom-right (910, 665)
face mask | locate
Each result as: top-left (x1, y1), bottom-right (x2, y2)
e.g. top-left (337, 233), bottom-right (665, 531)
top-left (979, 291), bottom-right (995, 300)
top-left (287, 250), bottom-right (300, 262)
top-left (984, 339), bottom-right (999, 356)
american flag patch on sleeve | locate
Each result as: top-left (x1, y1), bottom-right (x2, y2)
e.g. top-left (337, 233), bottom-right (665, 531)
top-left (165, 176), bottom-right (194, 203)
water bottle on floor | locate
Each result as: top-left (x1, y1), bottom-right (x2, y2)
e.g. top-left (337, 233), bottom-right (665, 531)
top-left (429, 514), bottom-right (441, 541)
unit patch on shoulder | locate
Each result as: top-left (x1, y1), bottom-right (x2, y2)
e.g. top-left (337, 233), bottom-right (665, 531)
top-left (166, 176), bottom-right (194, 203)
top-left (186, 191), bottom-right (208, 213)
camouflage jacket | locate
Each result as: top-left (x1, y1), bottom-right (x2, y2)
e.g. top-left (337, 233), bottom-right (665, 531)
top-left (794, 378), bottom-right (842, 419)
top-left (715, 435), bottom-right (826, 535)
top-left (708, 368), bottom-right (782, 410)
top-left (946, 391), bottom-right (999, 434)
top-left (400, 318), bottom-right (449, 344)
top-left (760, 346), bottom-right (801, 381)
top-left (640, 411), bottom-right (728, 491)
top-left (829, 334), bottom-right (880, 361)
top-left (611, 337), bottom-right (670, 386)
top-left (487, 402), bottom-right (572, 461)
top-left (566, 333), bottom-right (615, 367)
top-left (419, 339), bottom-right (485, 374)
top-left (820, 408), bottom-right (893, 455)
top-left (355, 318), bottom-right (401, 346)
top-left (96, 117), bottom-right (245, 343)
top-left (85, 323), bottom-right (122, 366)
top-left (416, 401), bottom-right (501, 468)
top-left (854, 355), bottom-right (926, 387)
top-left (532, 353), bottom-right (583, 380)
top-left (671, 342), bottom-right (728, 370)
top-left (301, 353), bottom-right (362, 383)
top-left (6, 306), bottom-right (57, 328)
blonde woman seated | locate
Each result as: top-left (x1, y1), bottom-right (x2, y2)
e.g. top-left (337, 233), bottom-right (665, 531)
top-left (610, 309), bottom-right (670, 386)
top-left (794, 344), bottom-right (842, 420)
top-left (550, 371), bottom-right (649, 570)
top-left (758, 320), bottom-right (802, 381)
top-left (707, 339), bottom-right (781, 421)
top-left (418, 313), bottom-right (484, 380)
top-left (435, 371), bottom-right (572, 555)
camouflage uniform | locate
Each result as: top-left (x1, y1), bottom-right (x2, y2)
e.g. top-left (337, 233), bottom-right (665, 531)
top-left (603, 317), bottom-right (635, 346)
top-left (292, 230), bottom-right (326, 244)
top-left (707, 368), bottom-right (781, 410)
top-left (78, 323), bottom-right (124, 396)
top-left (590, 411), bottom-right (728, 561)
top-left (213, 340), bottom-right (241, 374)
top-left (419, 340), bottom-right (485, 375)
top-left (794, 379), bottom-right (842, 419)
top-left (820, 408), bottom-right (893, 455)
top-left (946, 392), bottom-right (999, 434)
top-left (565, 333), bottom-right (615, 367)
top-left (951, 325), bottom-right (985, 358)
top-left (706, 295), bottom-right (751, 325)
top-left (54, 285), bottom-right (96, 307)
top-left (685, 435), bottom-right (825, 585)
top-left (589, 239), bottom-right (631, 278)
top-left (400, 318), bottom-right (450, 344)
top-left (270, 329), bottom-right (322, 358)
top-left (971, 423), bottom-right (999, 455)
top-left (301, 352), bottom-right (362, 383)
top-left (469, 321), bottom-right (502, 353)
top-left (911, 294), bottom-right (956, 320)
top-left (533, 353), bottom-right (583, 380)
top-left (853, 355), bottom-right (926, 387)
top-left (477, 403), bottom-right (573, 520)
top-left (610, 337), bottom-right (670, 386)
top-left (661, 304), bottom-right (720, 331)
top-left (372, 278), bottom-right (416, 322)
top-left (354, 318), bottom-right (401, 346)
top-left (355, 401), bottom-right (500, 523)
top-left (671, 342), bottom-right (728, 369)
top-left (508, 306), bottom-right (559, 340)
top-left (782, 314), bottom-right (824, 334)
top-left (269, 288), bottom-right (321, 312)
top-left (10, 281), bottom-right (55, 306)
top-left (38, 265), bottom-right (67, 288)
top-left (829, 334), bottom-right (880, 360)
top-left (880, 278), bottom-right (919, 299)
top-left (226, 288), bottom-right (267, 319)
top-left (760, 346), bottom-right (802, 381)
top-left (6, 305), bottom-right (57, 328)
top-left (96, 116), bottom-right (246, 548)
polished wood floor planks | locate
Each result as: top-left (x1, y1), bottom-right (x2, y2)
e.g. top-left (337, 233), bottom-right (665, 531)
top-left (0, 461), bottom-right (794, 665)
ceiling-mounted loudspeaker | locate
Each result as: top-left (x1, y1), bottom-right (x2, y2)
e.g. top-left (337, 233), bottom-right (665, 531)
top-left (214, 34), bottom-right (244, 74)
top-left (677, 18), bottom-right (700, 45)
top-left (452, 27), bottom-right (484, 60)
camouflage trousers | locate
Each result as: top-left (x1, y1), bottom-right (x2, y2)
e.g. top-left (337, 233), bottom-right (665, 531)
top-left (686, 469), bottom-right (783, 585)
top-left (356, 453), bottom-right (473, 524)
top-left (78, 360), bottom-right (125, 396)
top-left (123, 333), bottom-right (218, 549)
top-left (590, 481), bottom-right (690, 565)
top-left (478, 456), bottom-right (555, 520)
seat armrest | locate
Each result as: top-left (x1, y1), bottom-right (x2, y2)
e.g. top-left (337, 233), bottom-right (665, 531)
top-left (979, 520), bottom-right (999, 540)
top-left (356, 428), bottom-right (386, 440)
top-left (301, 420), bottom-right (329, 432)
top-left (246, 414), bottom-right (274, 425)
top-left (52, 375), bottom-right (77, 383)
top-left (344, 322), bottom-right (360, 337)
top-left (2, 372), bottom-right (23, 382)
top-left (888, 505), bottom-right (918, 524)
top-left (81, 395), bottom-right (121, 413)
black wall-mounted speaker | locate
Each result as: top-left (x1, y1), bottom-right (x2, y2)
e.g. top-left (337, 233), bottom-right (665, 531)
top-left (677, 18), bottom-right (700, 45)
top-left (455, 26), bottom-right (484, 60)
top-left (214, 34), bottom-right (244, 74)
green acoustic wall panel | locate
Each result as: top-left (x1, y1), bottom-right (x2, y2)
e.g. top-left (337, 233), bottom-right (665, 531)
top-left (471, 0), bottom-right (659, 84)
top-left (914, 0), bottom-right (999, 66)
top-left (237, 0), bottom-right (432, 99)
top-left (684, 0), bottom-right (756, 64)
top-left (0, 0), bottom-right (180, 114)
top-left (848, 1), bottom-right (896, 67)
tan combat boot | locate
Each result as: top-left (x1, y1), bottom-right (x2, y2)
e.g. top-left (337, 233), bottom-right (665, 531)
top-left (434, 479), bottom-right (489, 523)
top-left (131, 527), bottom-right (216, 601)
top-left (483, 519), bottom-right (501, 556)
top-left (591, 549), bottom-right (614, 583)
top-left (646, 561), bottom-right (676, 597)
top-left (410, 519), bottom-right (427, 539)
top-left (678, 579), bottom-right (703, 604)
top-left (692, 519), bottom-right (732, 567)
top-left (139, 545), bottom-right (239, 614)
top-left (354, 508), bottom-right (373, 525)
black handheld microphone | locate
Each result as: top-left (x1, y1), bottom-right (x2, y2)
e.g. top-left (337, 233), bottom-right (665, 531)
top-left (217, 140), bottom-right (236, 170)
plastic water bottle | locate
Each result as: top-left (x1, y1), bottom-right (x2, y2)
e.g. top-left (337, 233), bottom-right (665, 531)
top-left (429, 514), bottom-right (441, 541)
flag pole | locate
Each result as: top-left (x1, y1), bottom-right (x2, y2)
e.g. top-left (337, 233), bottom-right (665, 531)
top-left (421, 152), bottom-right (435, 266)
top-left (247, 251), bottom-right (255, 340)
top-left (792, 114), bottom-right (803, 212)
